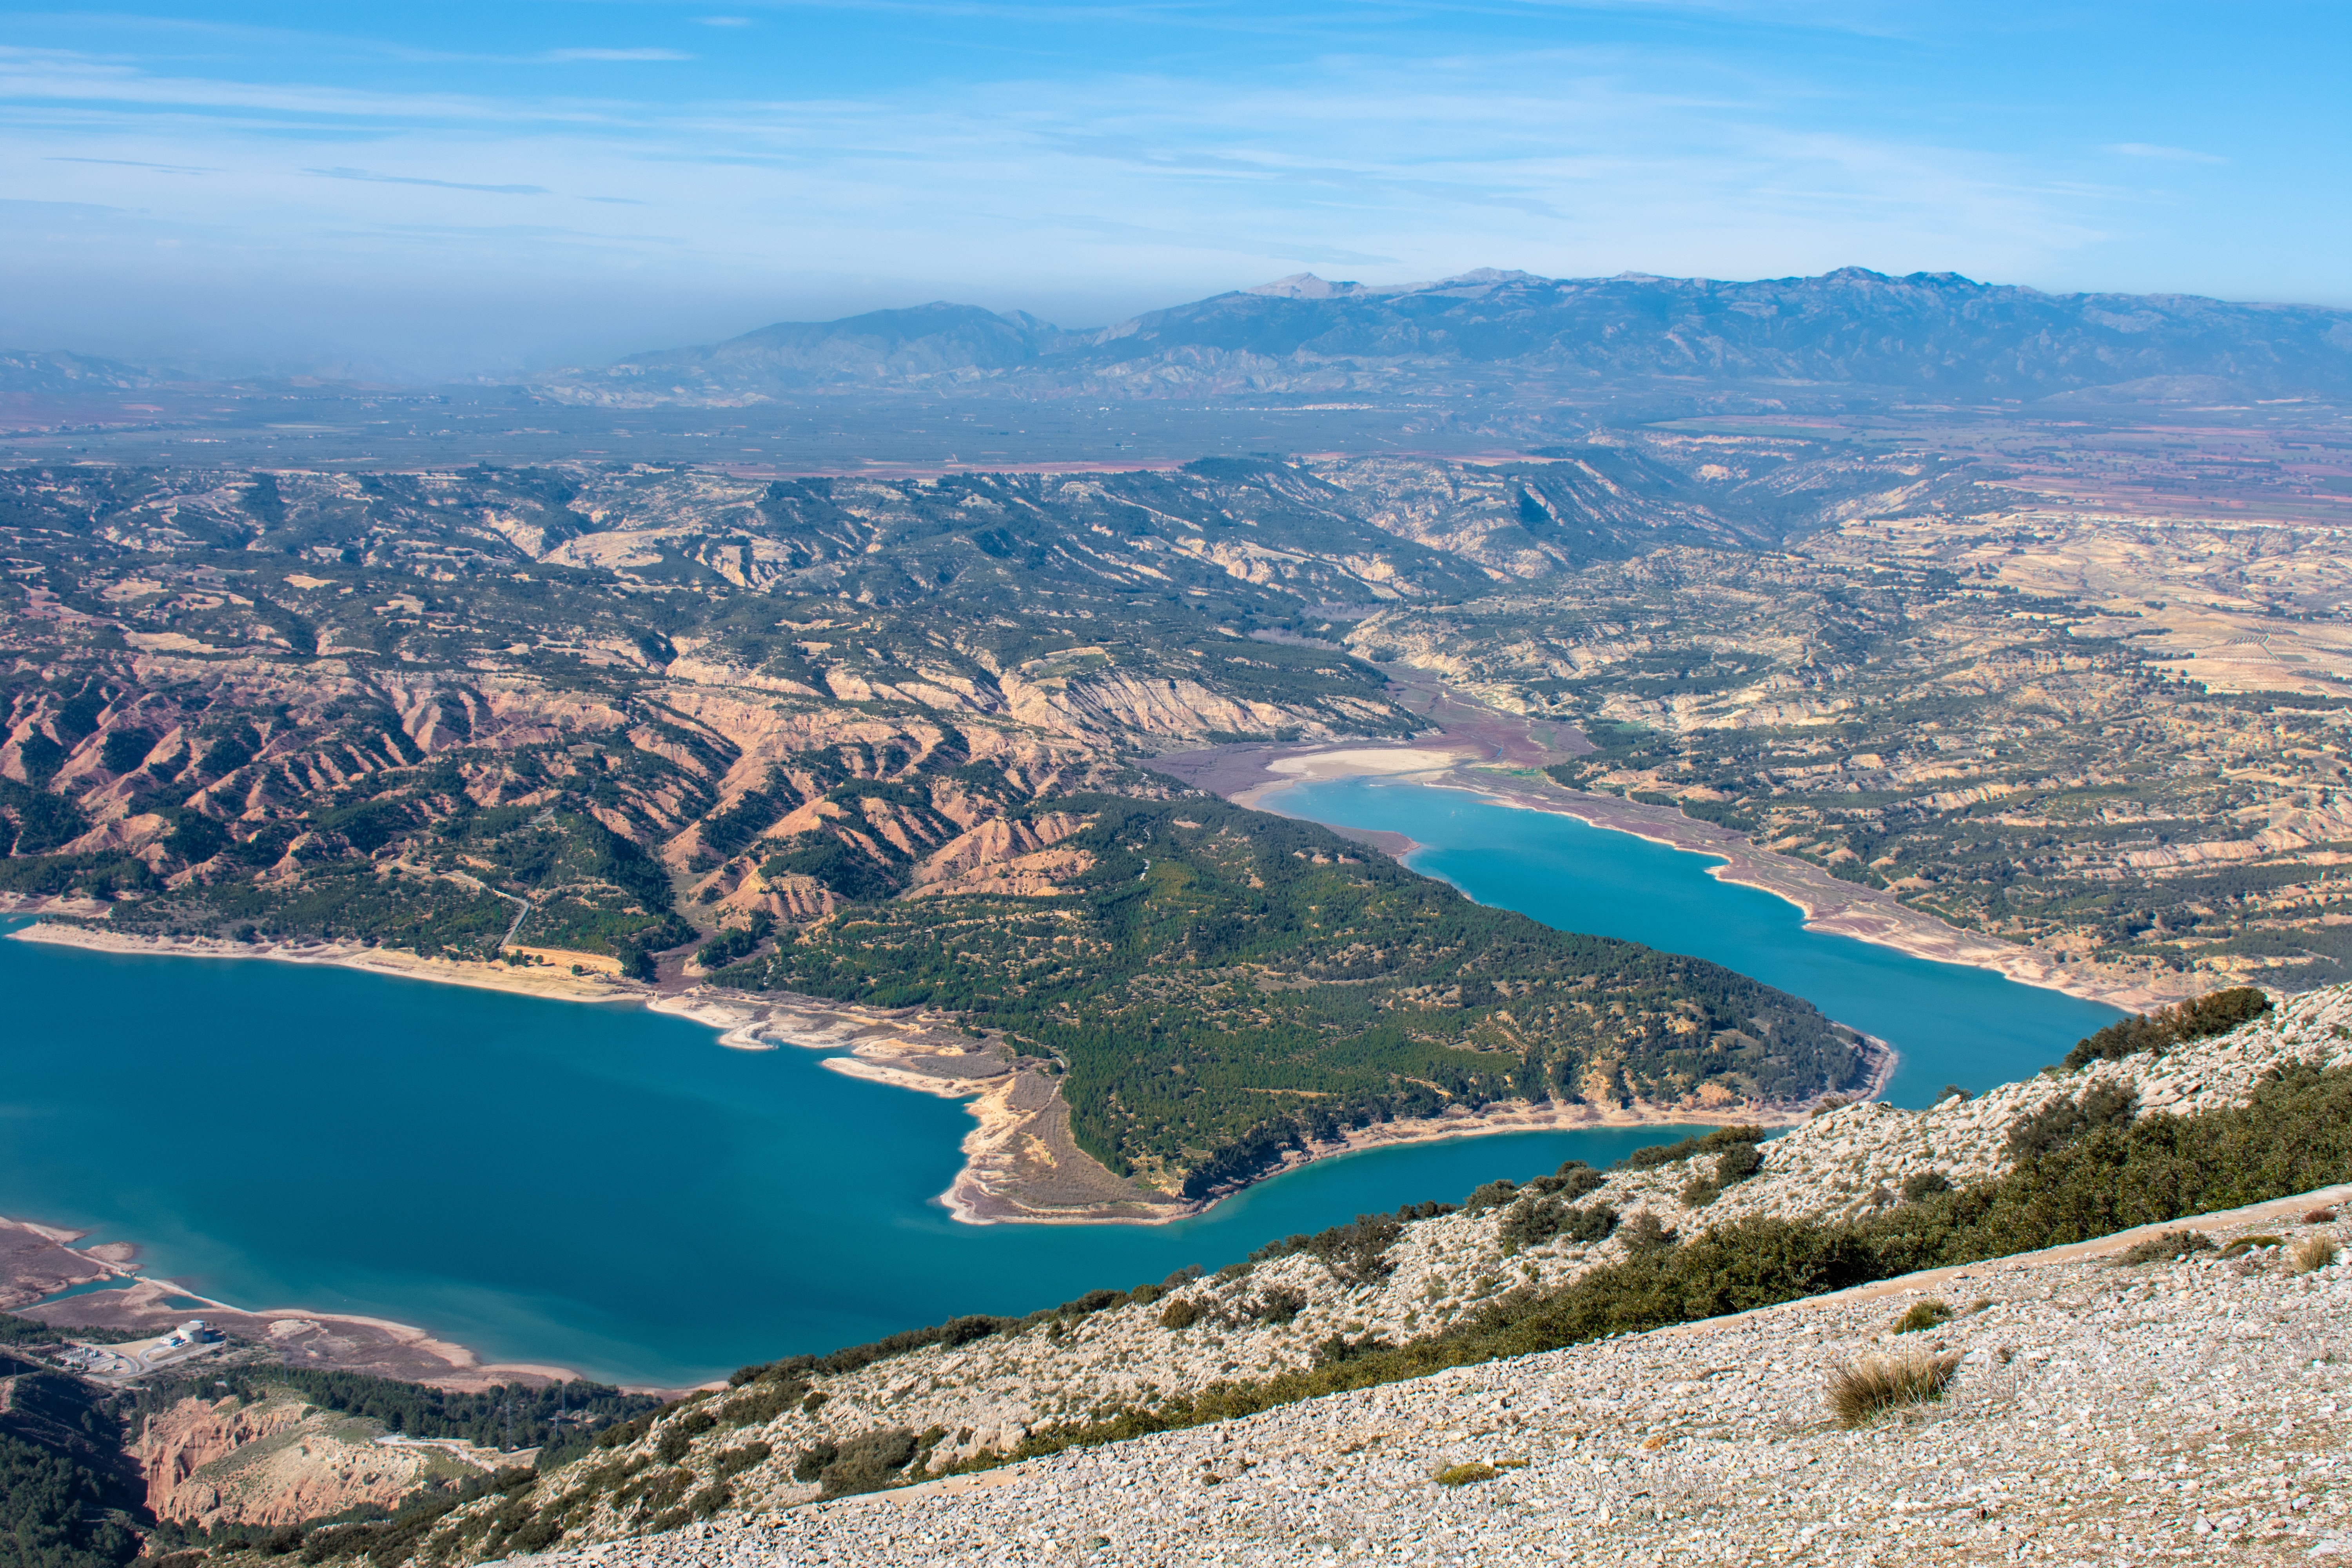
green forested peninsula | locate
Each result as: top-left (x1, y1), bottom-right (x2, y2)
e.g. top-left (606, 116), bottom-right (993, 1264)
top-left (709, 798), bottom-right (1862, 1193)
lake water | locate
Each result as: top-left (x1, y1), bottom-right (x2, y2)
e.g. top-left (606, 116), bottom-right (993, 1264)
top-left (1266, 778), bottom-right (2122, 1105)
top-left (0, 782), bottom-right (2119, 1385)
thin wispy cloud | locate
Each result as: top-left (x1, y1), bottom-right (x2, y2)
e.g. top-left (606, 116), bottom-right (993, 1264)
top-left (47, 154), bottom-right (213, 174)
top-left (2105, 142), bottom-right (2228, 165)
top-left (308, 167), bottom-right (550, 196)
top-left (540, 49), bottom-right (695, 64)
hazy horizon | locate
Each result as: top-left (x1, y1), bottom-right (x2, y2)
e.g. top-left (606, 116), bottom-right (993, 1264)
top-left (4, 2), bottom-right (2346, 381)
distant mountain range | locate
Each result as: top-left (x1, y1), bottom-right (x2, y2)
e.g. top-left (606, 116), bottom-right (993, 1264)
top-left (532, 267), bottom-right (2352, 407)
top-left (7, 269), bottom-right (2348, 410)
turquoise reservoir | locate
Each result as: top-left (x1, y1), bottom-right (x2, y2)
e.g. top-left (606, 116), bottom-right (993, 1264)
top-left (1265, 777), bottom-right (2122, 1105)
top-left (0, 788), bottom-right (2116, 1384)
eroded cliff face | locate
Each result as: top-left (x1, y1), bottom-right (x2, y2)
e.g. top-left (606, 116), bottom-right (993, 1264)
top-left (135, 1393), bottom-right (498, 1528)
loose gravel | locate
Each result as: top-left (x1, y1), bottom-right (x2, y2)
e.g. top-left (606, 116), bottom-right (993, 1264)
top-left (512, 1186), bottom-right (2352, 1565)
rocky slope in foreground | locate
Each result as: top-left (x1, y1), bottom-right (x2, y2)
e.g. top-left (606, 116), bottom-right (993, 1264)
top-left (364, 983), bottom-right (2352, 1563)
top-left (515, 1185), bottom-right (2352, 1566)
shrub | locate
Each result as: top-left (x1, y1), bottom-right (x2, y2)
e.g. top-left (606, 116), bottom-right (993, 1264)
top-left (1498, 1196), bottom-right (1559, 1249)
top-left (719, 1379), bottom-right (806, 1427)
top-left (1621, 1211), bottom-right (1676, 1253)
top-left (1158, 1297), bottom-right (1208, 1330)
top-left (712, 1441), bottom-right (771, 1480)
top-left (817, 1428), bottom-right (920, 1497)
top-left (1251, 1287), bottom-right (1308, 1325)
top-left (927, 1062), bottom-right (2352, 1501)
top-left (1529, 1160), bottom-right (1605, 1199)
top-left (1312, 1334), bottom-right (1393, 1368)
top-left (1622, 1126), bottom-right (1763, 1171)
top-left (1500, 1194), bottom-right (1619, 1249)
top-left (507, 1515), bottom-right (564, 1552)
top-left (1434, 1463), bottom-right (1497, 1486)
top-left (1899, 1170), bottom-right (1951, 1202)
top-left (1055, 1289), bottom-right (1126, 1319)
top-left (2006, 1083), bottom-right (2138, 1160)
top-left (1463, 1180), bottom-right (1519, 1214)
top-left (791, 1442), bottom-right (835, 1483)
top-left (1891, 1299), bottom-right (1953, 1334)
top-left (2292, 1236), bottom-right (2341, 1274)
top-left (1681, 1178), bottom-right (1721, 1208)
top-left (1825, 1350), bottom-right (1960, 1427)
top-left (1715, 1143), bottom-right (1765, 1184)
top-left (1250, 1208), bottom-right (1432, 1284)
top-left (2115, 1229), bottom-right (2213, 1265)
top-left (1128, 1283), bottom-right (1165, 1307)
top-left (2062, 987), bottom-right (2272, 1070)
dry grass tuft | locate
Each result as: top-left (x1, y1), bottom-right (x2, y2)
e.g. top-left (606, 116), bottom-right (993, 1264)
top-left (1434, 1463), bottom-right (1498, 1486)
top-left (1825, 1350), bottom-right (1962, 1428)
top-left (2291, 1235), bottom-right (2341, 1274)
top-left (2115, 1228), bottom-right (2213, 1266)
top-left (1891, 1299), bottom-right (1954, 1334)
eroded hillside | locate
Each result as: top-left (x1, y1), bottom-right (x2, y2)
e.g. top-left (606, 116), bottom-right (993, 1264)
top-left (1348, 487), bottom-right (2352, 995)
top-left (0, 448), bottom-right (1909, 1204)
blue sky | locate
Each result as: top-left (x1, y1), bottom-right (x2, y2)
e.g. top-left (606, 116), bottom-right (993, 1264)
top-left (2, 2), bottom-right (2345, 377)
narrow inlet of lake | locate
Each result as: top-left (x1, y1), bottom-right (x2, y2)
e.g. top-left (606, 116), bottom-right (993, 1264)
top-left (1264, 777), bottom-right (2123, 1105)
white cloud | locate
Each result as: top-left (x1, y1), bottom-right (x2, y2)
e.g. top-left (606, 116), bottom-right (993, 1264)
top-left (0, 33), bottom-right (2285, 370)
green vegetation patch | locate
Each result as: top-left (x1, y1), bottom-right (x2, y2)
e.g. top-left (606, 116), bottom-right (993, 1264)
top-left (720, 796), bottom-right (1859, 1191)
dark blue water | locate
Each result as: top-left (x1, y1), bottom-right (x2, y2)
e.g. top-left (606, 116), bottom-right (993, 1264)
top-left (1267, 778), bottom-right (2121, 1105)
top-left (0, 784), bottom-right (2117, 1385)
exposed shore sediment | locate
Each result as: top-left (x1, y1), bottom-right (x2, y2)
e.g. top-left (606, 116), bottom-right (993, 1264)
top-left (4, 915), bottom-right (635, 1005)
top-left (0, 1214), bottom-right (583, 1391)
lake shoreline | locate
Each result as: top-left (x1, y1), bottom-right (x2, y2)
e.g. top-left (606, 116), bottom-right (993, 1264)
top-left (1179, 740), bottom-right (2187, 1015)
top-left (0, 1214), bottom-right (604, 1393)
top-left (2, 911), bottom-right (641, 1007)
top-left (7, 916), bottom-right (1842, 1234)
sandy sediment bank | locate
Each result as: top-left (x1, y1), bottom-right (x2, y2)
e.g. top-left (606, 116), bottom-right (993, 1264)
top-left (7, 920), bottom-right (639, 1006)
top-left (0, 1215), bottom-right (583, 1391)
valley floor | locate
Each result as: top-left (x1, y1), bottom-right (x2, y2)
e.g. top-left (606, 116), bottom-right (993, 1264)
top-left (519, 1184), bottom-right (2352, 1566)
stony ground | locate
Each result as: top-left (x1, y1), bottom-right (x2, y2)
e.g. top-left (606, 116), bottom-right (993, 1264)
top-left (514, 1182), bottom-right (2352, 1566)
top-left (661, 984), bottom-right (2352, 1491)
top-left (441, 985), bottom-right (2352, 1564)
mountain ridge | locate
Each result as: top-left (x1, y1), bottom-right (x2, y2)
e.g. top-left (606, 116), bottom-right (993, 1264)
top-left (532, 266), bottom-right (2352, 407)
